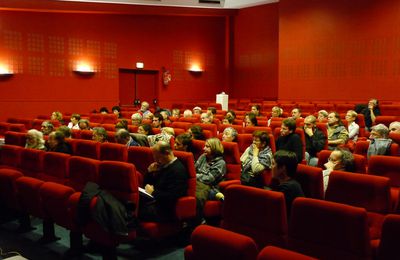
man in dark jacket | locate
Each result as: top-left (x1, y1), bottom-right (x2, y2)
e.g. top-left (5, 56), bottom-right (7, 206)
top-left (139, 141), bottom-right (188, 222)
top-left (304, 115), bottom-right (326, 166)
top-left (276, 118), bottom-right (303, 163)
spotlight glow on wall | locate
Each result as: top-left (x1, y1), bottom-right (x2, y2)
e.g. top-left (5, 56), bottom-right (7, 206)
top-left (188, 64), bottom-right (203, 72)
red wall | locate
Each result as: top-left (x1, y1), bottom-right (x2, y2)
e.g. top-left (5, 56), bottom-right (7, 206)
top-left (0, 9), bottom-right (228, 121)
top-left (232, 3), bottom-right (279, 100)
top-left (279, 0), bottom-right (400, 101)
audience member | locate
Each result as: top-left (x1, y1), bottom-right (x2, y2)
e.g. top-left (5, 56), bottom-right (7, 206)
top-left (225, 110), bottom-right (236, 121)
top-left (245, 113), bottom-right (258, 127)
top-left (138, 124), bottom-right (153, 135)
top-left (276, 118), bottom-right (303, 162)
top-left (174, 133), bottom-right (193, 152)
top-left (171, 108), bottom-right (180, 118)
top-left (268, 106), bottom-right (283, 126)
top-left (193, 106), bottom-right (202, 115)
top-left (327, 112), bottom-right (349, 150)
top-left (251, 105), bottom-right (261, 117)
top-left (317, 110), bottom-right (328, 122)
top-left (159, 110), bottom-right (171, 124)
top-left (115, 119), bottom-right (129, 131)
top-left (152, 113), bottom-right (164, 129)
top-left (139, 141), bottom-right (188, 222)
top-left (200, 112), bottom-right (212, 124)
top-left (67, 113), bottom-right (81, 129)
top-left (143, 111), bottom-right (154, 121)
top-left (147, 127), bottom-right (175, 147)
top-left (78, 119), bottom-right (91, 130)
top-left (345, 110), bottom-right (359, 151)
top-left (322, 148), bottom-right (354, 192)
top-left (362, 98), bottom-right (381, 131)
top-left (183, 109), bottom-right (193, 118)
top-left (367, 124), bottom-right (392, 159)
top-left (47, 131), bottom-right (72, 154)
top-left (240, 131), bottom-right (273, 188)
top-left (112, 106), bottom-right (122, 118)
top-left (389, 121), bottom-right (400, 133)
top-left (222, 116), bottom-right (233, 125)
top-left (115, 129), bottom-right (139, 147)
top-left (51, 111), bottom-right (64, 125)
top-left (207, 107), bottom-right (217, 120)
top-left (188, 125), bottom-right (205, 140)
top-left (138, 101), bottom-right (151, 117)
top-left (25, 129), bottom-right (46, 150)
top-left (131, 113), bottom-right (143, 126)
top-left (303, 115), bottom-right (326, 166)
top-left (291, 108), bottom-right (302, 120)
top-left (41, 121), bottom-right (54, 136)
top-left (99, 107), bottom-right (109, 114)
top-left (57, 126), bottom-right (72, 139)
top-left (221, 127), bottom-right (238, 142)
top-left (92, 127), bottom-right (108, 143)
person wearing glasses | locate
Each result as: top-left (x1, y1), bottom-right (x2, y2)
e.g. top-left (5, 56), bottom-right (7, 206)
top-left (322, 148), bottom-right (354, 193)
top-left (303, 115), bottom-right (326, 166)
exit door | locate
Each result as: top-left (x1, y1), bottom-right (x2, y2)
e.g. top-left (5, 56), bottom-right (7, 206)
top-left (119, 69), bottom-right (159, 107)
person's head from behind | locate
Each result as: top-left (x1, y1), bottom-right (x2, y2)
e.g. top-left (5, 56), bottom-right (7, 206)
top-left (280, 118), bottom-right (296, 137)
top-left (143, 111), bottom-right (153, 120)
top-left (272, 150), bottom-right (298, 180)
top-left (174, 133), bottom-right (193, 152)
top-left (188, 125), bottom-right (205, 140)
top-left (48, 131), bottom-right (65, 149)
top-left (370, 124), bottom-right (389, 140)
top-left (41, 121), bottom-right (54, 135)
top-left (140, 101), bottom-right (150, 112)
top-left (245, 113), bottom-right (258, 127)
top-left (159, 110), bottom-right (170, 120)
top-left (345, 110), bottom-right (357, 123)
top-left (115, 129), bottom-right (131, 145)
top-left (112, 106), bottom-right (121, 117)
top-left (389, 121), bottom-right (400, 134)
top-left (57, 126), bottom-right (71, 138)
top-left (26, 129), bottom-right (45, 148)
top-left (152, 141), bottom-right (174, 165)
top-left (78, 119), bottom-right (90, 130)
top-left (251, 105), bottom-right (261, 116)
top-left (99, 107), bottom-right (109, 114)
top-left (291, 108), bottom-right (301, 119)
top-left (253, 131), bottom-right (270, 150)
top-left (318, 110), bottom-right (328, 122)
top-left (138, 123), bottom-right (153, 135)
top-left (327, 112), bottom-right (342, 127)
top-left (200, 112), bottom-right (211, 124)
top-left (326, 148), bottom-right (354, 172)
top-left (183, 109), bottom-right (193, 118)
top-left (70, 113), bottom-right (81, 125)
top-left (51, 111), bottom-right (63, 121)
top-left (92, 127), bottom-right (108, 143)
top-left (131, 113), bottom-right (142, 126)
top-left (271, 106), bottom-right (282, 118)
top-left (222, 127), bottom-right (238, 142)
top-left (152, 113), bottom-right (163, 128)
top-left (204, 137), bottom-right (224, 159)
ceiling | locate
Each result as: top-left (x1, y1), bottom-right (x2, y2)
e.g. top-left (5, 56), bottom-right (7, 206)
top-left (56, 0), bottom-right (278, 9)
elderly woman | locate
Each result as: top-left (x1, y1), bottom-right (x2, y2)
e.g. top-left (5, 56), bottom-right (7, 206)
top-left (92, 127), bottom-right (108, 143)
top-left (131, 113), bottom-right (143, 126)
top-left (195, 138), bottom-right (226, 217)
top-left (25, 129), bottom-right (46, 150)
top-left (221, 127), bottom-right (238, 142)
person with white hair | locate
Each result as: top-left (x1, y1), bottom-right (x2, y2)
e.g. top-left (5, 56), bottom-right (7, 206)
top-left (367, 123), bottom-right (392, 159)
top-left (193, 106), bottom-right (202, 115)
top-left (389, 121), bottom-right (400, 134)
top-left (25, 129), bottom-right (46, 150)
top-left (183, 109), bottom-right (193, 118)
top-left (131, 113), bottom-right (143, 126)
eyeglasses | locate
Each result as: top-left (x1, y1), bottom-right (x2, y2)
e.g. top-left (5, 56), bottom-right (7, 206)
top-left (328, 157), bottom-right (339, 162)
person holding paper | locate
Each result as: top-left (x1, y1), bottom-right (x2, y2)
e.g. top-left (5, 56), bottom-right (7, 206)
top-left (138, 141), bottom-right (188, 222)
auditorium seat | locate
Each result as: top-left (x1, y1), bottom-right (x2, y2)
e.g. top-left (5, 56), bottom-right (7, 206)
top-left (185, 225), bottom-right (258, 260)
top-left (0, 144), bottom-right (22, 169)
top-left (80, 130), bottom-right (94, 140)
top-left (101, 123), bottom-right (115, 131)
top-left (243, 126), bottom-right (272, 134)
top-left (127, 146), bottom-right (154, 186)
top-left (325, 171), bottom-right (391, 241)
top-left (0, 168), bottom-right (23, 209)
top-left (194, 123), bottom-right (217, 137)
top-left (102, 114), bottom-right (118, 124)
top-left (20, 148), bottom-right (45, 177)
top-left (0, 122), bottom-right (10, 137)
top-left (376, 214), bottom-right (400, 260)
top-left (31, 119), bottom-right (44, 131)
top-left (128, 125), bottom-right (138, 133)
top-left (368, 155), bottom-right (400, 211)
top-left (220, 185), bottom-right (288, 249)
top-left (171, 121), bottom-right (193, 130)
top-left (178, 117), bottom-right (199, 123)
top-left (9, 123), bottom-right (27, 133)
top-left (336, 103), bottom-right (355, 114)
top-left (37, 152), bottom-right (70, 184)
top-left (258, 246), bottom-right (317, 260)
top-left (74, 139), bottom-right (100, 160)
top-left (374, 116), bottom-right (397, 127)
top-left (295, 164), bottom-right (324, 200)
top-left (289, 197), bottom-right (371, 259)
top-left (99, 142), bottom-right (128, 162)
top-left (89, 113), bottom-right (103, 124)
top-left (66, 156), bottom-right (100, 191)
top-left (190, 139), bottom-right (206, 160)
top-left (4, 131), bottom-right (26, 147)
top-left (106, 131), bottom-right (117, 143)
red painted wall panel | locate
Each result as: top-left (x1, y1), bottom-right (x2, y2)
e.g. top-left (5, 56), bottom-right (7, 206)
top-left (232, 3), bottom-right (279, 100)
top-left (0, 10), bottom-right (227, 121)
top-left (279, 0), bottom-right (400, 101)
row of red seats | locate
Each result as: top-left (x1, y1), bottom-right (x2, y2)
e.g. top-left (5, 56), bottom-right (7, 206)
top-left (185, 184), bottom-right (400, 259)
top-left (0, 147), bottom-right (197, 258)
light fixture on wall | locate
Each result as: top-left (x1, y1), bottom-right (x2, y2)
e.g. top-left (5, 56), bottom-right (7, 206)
top-left (0, 64), bottom-right (13, 78)
top-left (188, 64), bottom-right (203, 73)
top-left (136, 62), bottom-right (144, 69)
top-left (73, 61), bottom-right (95, 76)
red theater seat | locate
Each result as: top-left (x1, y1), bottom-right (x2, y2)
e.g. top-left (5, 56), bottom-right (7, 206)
top-left (0, 144), bottom-right (22, 169)
top-left (0, 168), bottom-right (23, 209)
top-left (127, 146), bottom-right (154, 186)
top-left (295, 164), bottom-right (324, 200)
top-left (376, 214), bottom-right (400, 260)
top-left (102, 114), bottom-right (118, 124)
top-left (172, 121), bottom-right (193, 130)
top-left (74, 139), bottom-right (100, 160)
top-left (258, 246), bottom-right (317, 260)
top-left (66, 156), bottom-right (100, 191)
top-left (4, 131), bottom-right (26, 147)
top-left (221, 185), bottom-right (288, 249)
top-left (100, 142), bottom-right (128, 162)
top-left (243, 126), bottom-right (272, 134)
top-left (9, 123), bottom-right (27, 133)
top-left (20, 148), bottom-right (45, 177)
top-left (289, 198), bottom-right (371, 260)
top-left (185, 225), bottom-right (258, 260)
top-left (80, 130), bottom-right (93, 140)
top-left (317, 149), bottom-right (366, 173)
top-left (38, 152), bottom-right (70, 184)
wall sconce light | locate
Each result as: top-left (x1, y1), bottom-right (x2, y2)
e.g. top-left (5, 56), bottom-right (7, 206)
top-left (0, 65), bottom-right (13, 78)
top-left (136, 62), bottom-right (144, 69)
top-left (188, 64), bottom-right (203, 73)
top-left (73, 62), bottom-right (95, 76)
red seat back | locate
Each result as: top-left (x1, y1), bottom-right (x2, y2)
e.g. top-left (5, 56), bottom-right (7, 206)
top-left (67, 156), bottom-right (100, 191)
top-left (4, 131), bottom-right (26, 147)
top-left (295, 164), bottom-right (324, 200)
top-left (0, 144), bottom-right (22, 168)
top-left (20, 148), bottom-right (45, 177)
top-left (74, 139), bottom-right (100, 160)
top-left (368, 155), bottom-right (400, 187)
top-left (100, 143), bottom-right (128, 162)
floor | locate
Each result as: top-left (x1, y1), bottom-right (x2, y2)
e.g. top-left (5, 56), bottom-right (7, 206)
top-left (0, 213), bottom-right (188, 260)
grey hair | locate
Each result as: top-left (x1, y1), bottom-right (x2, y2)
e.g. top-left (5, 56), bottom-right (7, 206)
top-left (371, 124), bottom-right (389, 138)
top-left (223, 127), bottom-right (238, 139)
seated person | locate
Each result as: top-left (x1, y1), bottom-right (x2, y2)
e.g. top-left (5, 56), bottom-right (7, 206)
top-left (188, 125), bottom-right (205, 140)
top-left (152, 113), bottom-right (164, 129)
top-left (131, 113), bottom-right (143, 126)
top-left (251, 105), bottom-right (261, 117)
top-left (183, 109), bottom-right (193, 118)
top-left (304, 115), bottom-right (326, 166)
top-left (116, 129), bottom-right (139, 147)
top-left (222, 115), bottom-right (234, 125)
top-left (112, 106), bottom-right (122, 119)
top-left (267, 106), bottom-right (282, 126)
top-left (139, 141), bottom-right (188, 222)
top-left (221, 127), bottom-right (238, 142)
top-left (367, 124), bottom-right (392, 159)
top-left (291, 108), bottom-right (302, 120)
top-left (389, 121), bottom-right (400, 134)
top-left (57, 126), bottom-right (72, 139)
top-left (317, 110), bottom-right (328, 122)
top-left (362, 98), bottom-right (381, 131)
top-left (67, 113), bottom-right (81, 129)
top-left (51, 111), bottom-right (64, 125)
top-left (269, 150), bottom-right (305, 217)
top-left (115, 119), bottom-right (128, 131)
top-left (25, 129), bottom-right (46, 150)
top-left (159, 109), bottom-right (171, 125)
top-left (276, 118), bottom-right (303, 163)
top-left (240, 131), bottom-right (273, 188)
top-left (92, 127), bottom-right (108, 143)
top-left (174, 133), bottom-right (193, 152)
top-left (171, 108), bottom-right (180, 118)
top-left (345, 110), bottom-right (359, 142)
top-left (327, 112), bottom-right (349, 150)
top-left (138, 101), bottom-right (151, 117)
top-left (195, 138), bottom-right (226, 215)
top-left (99, 107), bottom-right (109, 114)
top-left (41, 121), bottom-right (54, 136)
top-left (200, 112), bottom-right (212, 124)
top-left (322, 148), bottom-right (354, 192)
top-left (78, 119), bottom-right (91, 130)
top-left (207, 107), bottom-right (217, 121)
top-left (47, 131), bottom-right (72, 154)
top-left (193, 106), bottom-right (202, 115)
top-left (225, 110), bottom-right (236, 121)
top-left (147, 127), bottom-right (175, 147)
top-left (138, 123), bottom-right (153, 136)
top-left (245, 113), bottom-right (258, 127)
top-left (143, 111), bottom-right (154, 121)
